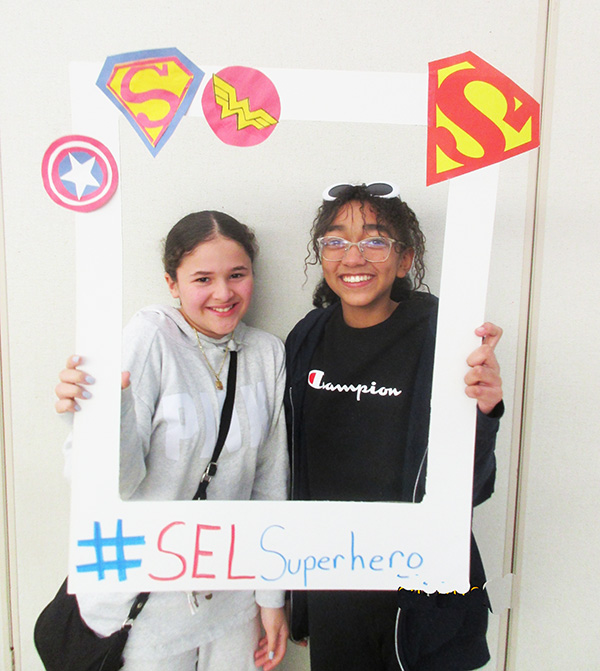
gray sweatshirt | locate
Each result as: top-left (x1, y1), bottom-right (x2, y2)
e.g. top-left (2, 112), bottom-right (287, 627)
top-left (74, 305), bottom-right (289, 657)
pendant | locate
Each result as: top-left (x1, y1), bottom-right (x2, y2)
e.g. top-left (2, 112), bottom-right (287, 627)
top-left (215, 379), bottom-right (223, 390)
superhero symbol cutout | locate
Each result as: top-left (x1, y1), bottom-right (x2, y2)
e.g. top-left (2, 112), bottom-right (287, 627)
top-left (41, 135), bottom-right (119, 212)
top-left (202, 66), bottom-right (281, 147)
top-left (96, 48), bottom-right (205, 157)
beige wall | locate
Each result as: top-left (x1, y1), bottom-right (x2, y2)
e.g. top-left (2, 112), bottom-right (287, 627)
top-left (1, 1), bottom-right (597, 670)
top-left (507, 0), bottom-right (600, 668)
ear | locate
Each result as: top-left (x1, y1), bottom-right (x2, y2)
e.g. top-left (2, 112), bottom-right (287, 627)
top-left (165, 272), bottom-right (180, 299)
top-left (396, 247), bottom-right (415, 279)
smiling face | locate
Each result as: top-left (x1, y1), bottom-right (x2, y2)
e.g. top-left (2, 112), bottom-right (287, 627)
top-left (321, 200), bottom-right (414, 328)
top-left (165, 235), bottom-right (254, 339)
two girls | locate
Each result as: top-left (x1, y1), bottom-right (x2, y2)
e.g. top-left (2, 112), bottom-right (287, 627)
top-left (58, 186), bottom-right (503, 671)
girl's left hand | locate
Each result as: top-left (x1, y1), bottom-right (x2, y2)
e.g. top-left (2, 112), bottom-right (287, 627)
top-left (255, 606), bottom-right (288, 670)
top-left (465, 322), bottom-right (503, 415)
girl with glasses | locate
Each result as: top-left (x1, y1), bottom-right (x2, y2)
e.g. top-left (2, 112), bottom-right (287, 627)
top-left (285, 184), bottom-right (503, 670)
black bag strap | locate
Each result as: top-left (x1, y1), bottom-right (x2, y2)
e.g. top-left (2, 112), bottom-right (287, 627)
top-left (123, 591), bottom-right (150, 629)
top-left (193, 350), bottom-right (238, 501)
top-left (123, 351), bottom-right (238, 626)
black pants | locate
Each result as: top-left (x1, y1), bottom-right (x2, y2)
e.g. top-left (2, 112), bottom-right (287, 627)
top-left (307, 590), bottom-right (402, 671)
top-left (306, 590), bottom-right (490, 671)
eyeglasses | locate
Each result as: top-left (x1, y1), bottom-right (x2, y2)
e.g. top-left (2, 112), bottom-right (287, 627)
top-left (317, 236), bottom-right (405, 263)
top-left (322, 181), bottom-right (401, 202)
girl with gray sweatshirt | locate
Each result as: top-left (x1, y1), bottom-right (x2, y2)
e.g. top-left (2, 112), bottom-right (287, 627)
top-left (56, 211), bottom-right (289, 671)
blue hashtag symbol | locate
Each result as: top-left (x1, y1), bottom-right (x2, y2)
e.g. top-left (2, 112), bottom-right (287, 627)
top-left (77, 519), bottom-right (145, 581)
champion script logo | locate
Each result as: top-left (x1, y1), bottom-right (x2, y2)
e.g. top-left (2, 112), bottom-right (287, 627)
top-left (308, 370), bottom-right (402, 401)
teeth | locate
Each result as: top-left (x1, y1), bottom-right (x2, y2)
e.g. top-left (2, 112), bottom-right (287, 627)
top-left (212, 305), bottom-right (234, 313)
top-left (342, 275), bottom-right (371, 284)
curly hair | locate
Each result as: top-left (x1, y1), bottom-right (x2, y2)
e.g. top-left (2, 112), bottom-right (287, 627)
top-left (163, 211), bottom-right (258, 281)
top-left (306, 185), bottom-right (427, 308)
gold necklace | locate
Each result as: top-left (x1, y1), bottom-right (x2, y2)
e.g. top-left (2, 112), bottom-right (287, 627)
top-left (194, 329), bottom-right (231, 390)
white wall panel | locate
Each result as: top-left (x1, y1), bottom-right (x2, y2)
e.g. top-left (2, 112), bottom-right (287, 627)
top-left (509, 0), bottom-right (600, 668)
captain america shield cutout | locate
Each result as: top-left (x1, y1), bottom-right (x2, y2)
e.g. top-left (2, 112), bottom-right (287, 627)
top-left (42, 135), bottom-right (119, 212)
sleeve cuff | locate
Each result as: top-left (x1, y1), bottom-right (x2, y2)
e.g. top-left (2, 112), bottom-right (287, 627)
top-left (480, 399), bottom-right (504, 420)
top-left (255, 589), bottom-right (285, 609)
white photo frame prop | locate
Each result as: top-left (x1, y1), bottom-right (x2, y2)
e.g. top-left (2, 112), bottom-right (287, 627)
top-left (68, 62), bottom-right (499, 594)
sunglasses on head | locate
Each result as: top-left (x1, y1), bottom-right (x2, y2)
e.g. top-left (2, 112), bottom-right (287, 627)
top-left (322, 181), bottom-right (401, 202)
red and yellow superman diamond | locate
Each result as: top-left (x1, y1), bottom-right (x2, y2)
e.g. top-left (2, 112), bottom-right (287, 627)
top-left (427, 52), bottom-right (540, 185)
top-left (97, 48), bottom-right (204, 156)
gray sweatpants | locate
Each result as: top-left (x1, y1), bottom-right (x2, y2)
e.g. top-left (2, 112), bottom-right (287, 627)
top-left (121, 614), bottom-right (261, 671)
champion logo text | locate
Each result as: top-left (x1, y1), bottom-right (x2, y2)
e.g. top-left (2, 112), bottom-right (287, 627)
top-left (308, 369), bottom-right (402, 401)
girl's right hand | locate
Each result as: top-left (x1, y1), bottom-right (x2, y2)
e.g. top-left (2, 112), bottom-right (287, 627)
top-left (55, 356), bottom-right (130, 413)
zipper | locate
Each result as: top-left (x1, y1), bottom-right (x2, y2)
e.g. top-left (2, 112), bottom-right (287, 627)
top-left (412, 446), bottom-right (428, 503)
top-left (187, 591), bottom-right (200, 614)
top-left (287, 385), bottom-right (311, 645)
top-left (288, 590), bottom-right (301, 644)
top-left (288, 386), bottom-right (296, 499)
top-left (394, 607), bottom-right (409, 671)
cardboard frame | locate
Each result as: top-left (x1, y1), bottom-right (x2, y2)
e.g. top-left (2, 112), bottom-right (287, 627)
top-left (67, 60), bottom-right (500, 594)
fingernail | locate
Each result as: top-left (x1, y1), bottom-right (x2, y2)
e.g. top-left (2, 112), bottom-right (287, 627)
top-left (268, 651), bottom-right (274, 660)
top-left (71, 356), bottom-right (80, 364)
top-left (85, 375), bottom-right (95, 384)
top-left (82, 391), bottom-right (92, 399)
top-left (74, 403), bottom-right (81, 412)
